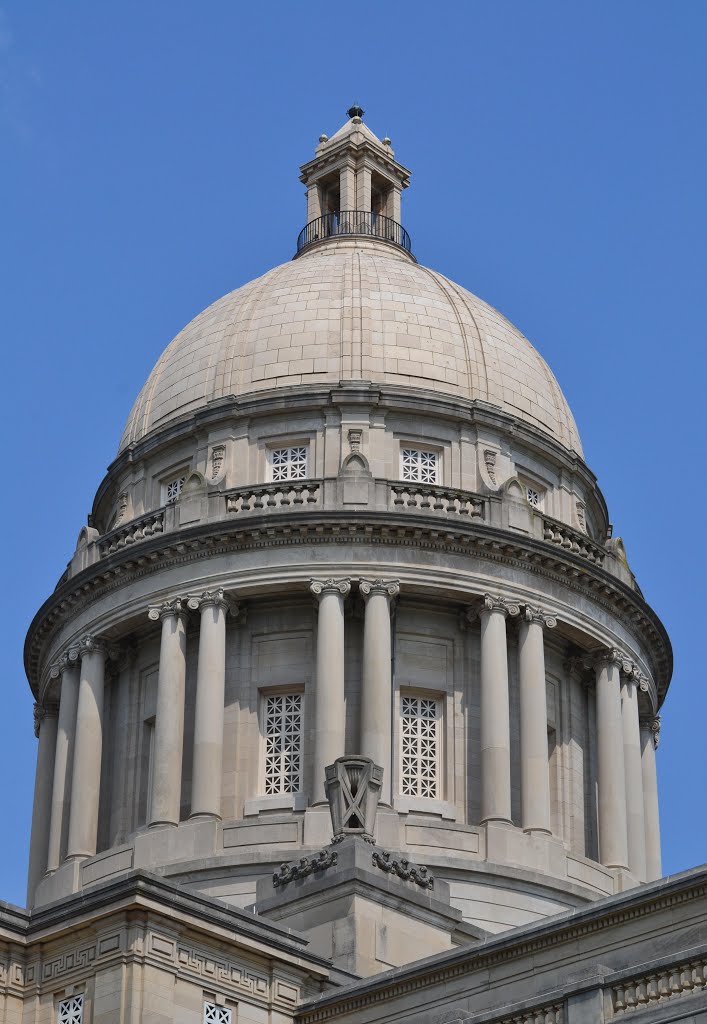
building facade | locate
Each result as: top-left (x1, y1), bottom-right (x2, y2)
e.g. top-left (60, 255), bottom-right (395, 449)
top-left (4, 110), bottom-right (699, 1023)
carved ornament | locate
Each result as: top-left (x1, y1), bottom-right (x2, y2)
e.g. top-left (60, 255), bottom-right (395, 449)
top-left (372, 850), bottom-right (434, 890)
top-left (310, 578), bottom-right (351, 598)
top-left (359, 578), bottom-right (400, 600)
top-left (639, 714), bottom-right (661, 748)
top-left (484, 449), bottom-right (497, 485)
top-left (593, 647), bottom-right (632, 673)
top-left (523, 606), bottom-right (557, 630)
top-left (148, 598), bottom-right (186, 622)
top-left (347, 428), bottom-right (363, 452)
top-left (272, 849), bottom-right (337, 888)
top-left (482, 594), bottom-right (520, 618)
top-left (186, 588), bottom-right (232, 613)
top-left (210, 444), bottom-right (226, 481)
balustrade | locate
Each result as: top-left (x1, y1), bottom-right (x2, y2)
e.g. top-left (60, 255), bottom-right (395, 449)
top-left (542, 516), bottom-right (605, 564)
top-left (225, 481), bottom-right (320, 513)
top-left (98, 509), bottom-right (164, 556)
top-left (390, 483), bottom-right (485, 517)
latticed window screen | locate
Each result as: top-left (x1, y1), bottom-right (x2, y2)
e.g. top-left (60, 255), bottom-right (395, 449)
top-left (204, 1002), bottom-right (232, 1024)
top-left (271, 445), bottom-right (308, 481)
top-left (400, 695), bottom-right (440, 798)
top-left (401, 447), bottom-right (438, 484)
top-left (526, 486), bottom-right (541, 507)
top-left (165, 474), bottom-right (186, 503)
top-left (57, 995), bottom-right (84, 1024)
top-left (264, 693), bottom-right (303, 795)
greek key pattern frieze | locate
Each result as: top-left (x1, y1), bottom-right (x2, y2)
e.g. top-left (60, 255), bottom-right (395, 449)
top-left (175, 944), bottom-right (269, 1000)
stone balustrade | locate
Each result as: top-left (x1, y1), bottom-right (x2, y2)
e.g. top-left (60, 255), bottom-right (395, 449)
top-left (612, 955), bottom-right (707, 1013)
top-left (225, 481), bottom-right (321, 513)
top-left (97, 509), bottom-right (165, 556)
top-left (390, 483), bottom-right (485, 517)
top-left (542, 515), bottom-right (605, 565)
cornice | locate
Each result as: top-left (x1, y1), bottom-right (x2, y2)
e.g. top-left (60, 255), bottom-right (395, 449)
top-left (24, 509), bottom-right (671, 703)
top-left (295, 867), bottom-right (707, 1023)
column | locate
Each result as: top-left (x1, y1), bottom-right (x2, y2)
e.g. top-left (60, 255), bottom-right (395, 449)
top-left (621, 671), bottom-right (647, 880)
top-left (640, 714), bottom-right (662, 880)
top-left (46, 654), bottom-right (81, 872)
top-left (187, 590), bottom-right (230, 820)
top-left (518, 607), bottom-right (556, 834)
top-left (307, 183), bottom-right (322, 222)
top-left (26, 703), bottom-right (58, 905)
top-left (594, 650), bottom-right (629, 870)
top-left (310, 579), bottom-right (351, 803)
top-left (387, 186), bottom-right (402, 223)
top-left (340, 163), bottom-right (356, 210)
top-left (356, 166), bottom-right (372, 214)
top-left (148, 599), bottom-right (187, 828)
top-left (360, 579), bottom-right (399, 805)
top-left (479, 595), bottom-right (519, 824)
top-left (66, 637), bottom-right (108, 860)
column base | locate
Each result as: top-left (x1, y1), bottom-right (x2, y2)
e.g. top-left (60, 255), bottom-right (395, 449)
top-left (147, 820), bottom-right (178, 830)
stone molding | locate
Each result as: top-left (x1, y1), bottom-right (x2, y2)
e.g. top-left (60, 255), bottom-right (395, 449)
top-left (147, 597), bottom-right (187, 622)
top-left (26, 517), bottom-right (671, 704)
top-left (523, 606), bottom-right (557, 630)
top-left (309, 578), bottom-right (352, 598)
top-left (359, 578), bottom-right (400, 600)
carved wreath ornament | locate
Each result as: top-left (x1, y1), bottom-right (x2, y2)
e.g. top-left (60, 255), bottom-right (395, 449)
top-left (272, 849), bottom-right (338, 888)
top-left (372, 849), bottom-right (434, 890)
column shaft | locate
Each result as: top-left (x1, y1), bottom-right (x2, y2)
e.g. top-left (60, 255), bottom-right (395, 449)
top-left (190, 595), bottom-right (228, 819)
top-left (66, 644), bottom-right (107, 859)
top-left (46, 661), bottom-right (80, 872)
top-left (621, 678), bottom-right (647, 880)
top-left (149, 604), bottom-right (187, 827)
top-left (518, 611), bottom-right (554, 834)
top-left (480, 597), bottom-right (517, 824)
top-left (595, 653), bottom-right (629, 870)
top-left (360, 580), bottom-right (399, 805)
top-left (311, 580), bottom-right (350, 804)
top-left (26, 707), bottom-right (58, 906)
top-left (640, 717), bottom-right (662, 880)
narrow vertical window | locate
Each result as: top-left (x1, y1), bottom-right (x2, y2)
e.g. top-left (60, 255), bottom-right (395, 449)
top-left (526, 486), bottom-right (541, 507)
top-left (204, 1003), bottom-right (232, 1024)
top-left (400, 447), bottom-right (439, 484)
top-left (270, 445), bottom-right (309, 482)
top-left (57, 995), bottom-right (83, 1024)
top-left (162, 473), bottom-right (187, 504)
top-left (264, 693), bottom-right (303, 795)
top-left (400, 695), bottom-right (441, 798)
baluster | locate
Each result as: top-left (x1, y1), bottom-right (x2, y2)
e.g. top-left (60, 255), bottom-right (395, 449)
top-left (306, 485), bottom-right (318, 503)
top-left (253, 487), bottom-right (265, 510)
top-left (432, 488), bottom-right (445, 511)
top-left (614, 986), bottom-right (626, 1011)
top-left (419, 487), bottom-right (432, 509)
top-left (392, 485), bottom-right (405, 506)
top-left (280, 487), bottom-right (292, 506)
top-left (405, 489), bottom-right (417, 507)
top-left (266, 486), bottom-right (278, 508)
top-left (292, 484), bottom-right (305, 504)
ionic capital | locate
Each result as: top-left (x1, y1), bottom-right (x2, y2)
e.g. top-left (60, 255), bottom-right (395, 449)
top-left (33, 701), bottom-right (57, 737)
top-left (482, 594), bottom-right (520, 618)
top-left (49, 650), bottom-right (74, 679)
top-left (186, 588), bottom-right (232, 614)
top-left (68, 634), bottom-right (113, 661)
top-left (310, 578), bottom-right (351, 599)
top-left (639, 714), bottom-right (661, 748)
top-left (523, 606), bottom-right (557, 630)
top-left (359, 578), bottom-right (400, 601)
top-left (148, 598), bottom-right (186, 622)
top-left (593, 647), bottom-right (632, 674)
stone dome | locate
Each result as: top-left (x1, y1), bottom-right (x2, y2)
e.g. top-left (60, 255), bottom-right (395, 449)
top-left (119, 242), bottom-right (582, 456)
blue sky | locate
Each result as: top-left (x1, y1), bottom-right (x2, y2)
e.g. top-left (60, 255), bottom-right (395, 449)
top-left (1, 2), bottom-right (705, 907)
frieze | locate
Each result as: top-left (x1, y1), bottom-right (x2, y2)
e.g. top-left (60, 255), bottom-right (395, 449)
top-left (273, 849), bottom-right (338, 888)
top-left (175, 944), bottom-right (269, 1000)
top-left (372, 850), bottom-right (434, 890)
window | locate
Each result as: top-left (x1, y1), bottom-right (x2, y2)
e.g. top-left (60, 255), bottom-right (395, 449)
top-left (264, 693), bottom-right (303, 795)
top-left (204, 1003), bottom-right (232, 1024)
top-left (163, 474), bottom-right (187, 504)
top-left (58, 996), bottom-right (83, 1024)
top-left (400, 695), bottom-right (441, 798)
top-left (526, 486), bottom-right (541, 507)
top-left (269, 445), bottom-right (309, 482)
top-left (400, 447), bottom-right (439, 484)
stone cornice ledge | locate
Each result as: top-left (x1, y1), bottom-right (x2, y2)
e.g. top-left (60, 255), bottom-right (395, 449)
top-left (25, 511), bottom-right (671, 701)
top-left (294, 864), bottom-right (707, 1022)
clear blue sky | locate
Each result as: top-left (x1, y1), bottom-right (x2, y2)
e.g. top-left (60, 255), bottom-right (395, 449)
top-left (1, 2), bottom-right (705, 907)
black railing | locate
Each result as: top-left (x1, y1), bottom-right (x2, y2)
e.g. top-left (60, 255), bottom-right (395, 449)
top-left (296, 211), bottom-right (412, 254)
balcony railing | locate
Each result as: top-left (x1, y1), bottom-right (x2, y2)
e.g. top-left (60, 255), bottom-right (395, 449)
top-left (296, 211), bottom-right (412, 255)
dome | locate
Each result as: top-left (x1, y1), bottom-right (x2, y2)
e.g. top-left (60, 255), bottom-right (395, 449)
top-left (119, 243), bottom-right (582, 456)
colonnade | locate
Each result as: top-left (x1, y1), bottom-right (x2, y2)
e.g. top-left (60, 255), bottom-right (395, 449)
top-left (27, 583), bottom-right (662, 906)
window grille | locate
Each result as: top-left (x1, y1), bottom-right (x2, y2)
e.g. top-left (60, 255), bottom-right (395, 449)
top-left (400, 695), bottom-right (440, 798)
top-left (57, 995), bottom-right (83, 1024)
top-left (270, 445), bottom-right (308, 482)
top-left (204, 1003), bottom-right (232, 1024)
top-left (264, 693), bottom-right (302, 795)
top-left (164, 474), bottom-right (186, 503)
top-left (526, 486), bottom-right (541, 507)
top-left (401, 447), bottom-right (438, 484)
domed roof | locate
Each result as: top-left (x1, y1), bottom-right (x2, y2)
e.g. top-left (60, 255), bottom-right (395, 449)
top-left (119, 242), bottom-right (582, 456)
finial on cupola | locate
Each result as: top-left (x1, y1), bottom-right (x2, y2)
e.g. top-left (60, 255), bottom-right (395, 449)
top-left (347, 104), bottom-right (365, 120)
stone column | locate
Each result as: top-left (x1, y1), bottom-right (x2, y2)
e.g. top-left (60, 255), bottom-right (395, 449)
top-left (66, 637), bottom-right (108, 860)
top-left (518, 607), bottom-right (556, 834)
top-left (187, 590), bottom-right (230, 820)
top-left (594, 650), bottom-right (629, 870)
top-left (640, 714), bottom-right (662, 881)
top-left (46, 654), bottom-right (81, 873)
top-left (356, 166), bottom-right (372, 213)
top-left (387, 186), bottom-right (402, 223)
top-left (26, 703), bottom-right (58, 905)
top-left (621, 671), bottom-right (647, 880)
top-left (360, 579), bottom-right (399, 805)
top-left (479, 595), bottom-right (519, 825)
top-left (148, 599), bottom-right (187, 828)
top-left (340, 163), bottom-right (356, 210)
top-left (310, 579), bottom-right (351, 804)
top-left (307, 183), bottom-right (322, 222)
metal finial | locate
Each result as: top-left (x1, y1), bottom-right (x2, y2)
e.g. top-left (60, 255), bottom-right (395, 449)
top-left (347, 104), bottom-right (365, 120)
